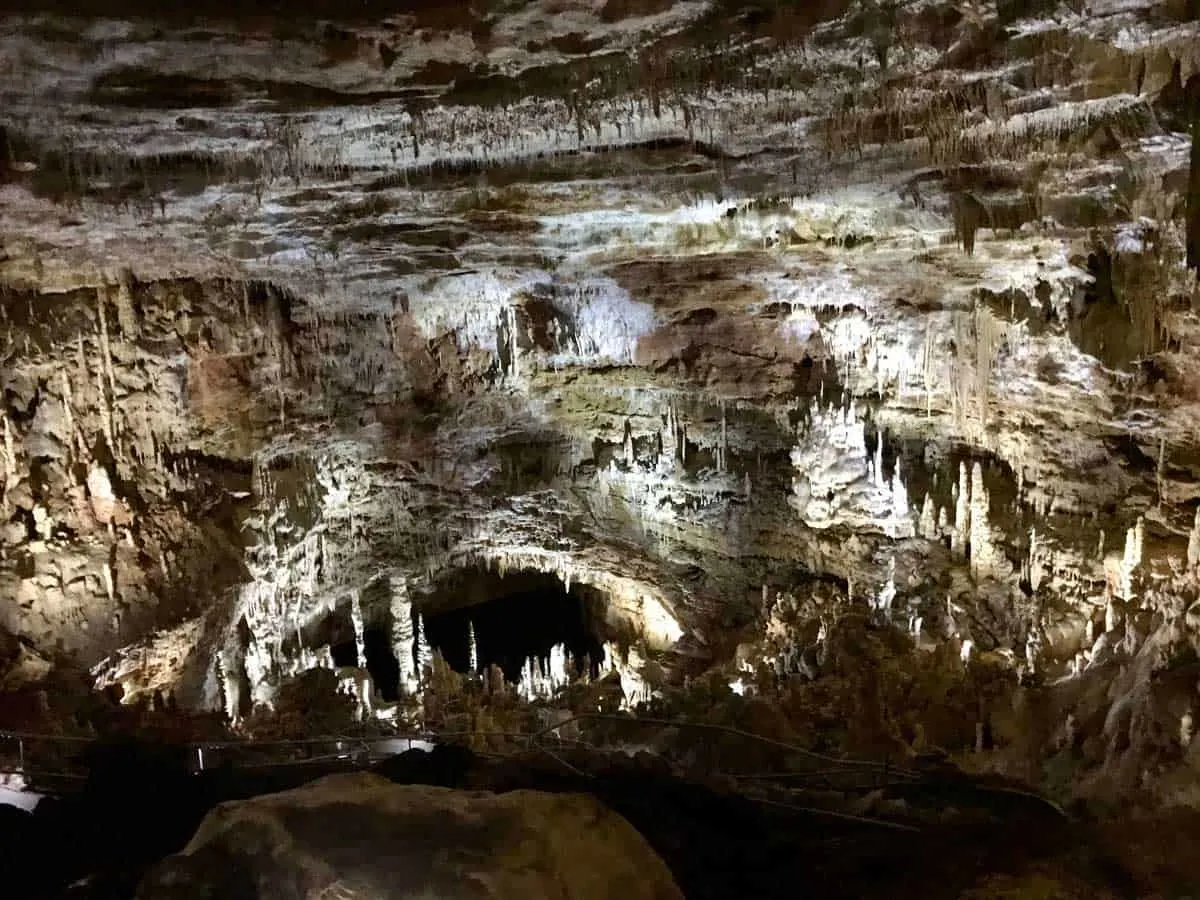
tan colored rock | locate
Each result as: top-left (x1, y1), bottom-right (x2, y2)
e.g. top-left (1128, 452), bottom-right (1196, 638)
top-left (86, 464), bottom-right (121, 526)
top-left (137, 774), bottom-right (683, 900)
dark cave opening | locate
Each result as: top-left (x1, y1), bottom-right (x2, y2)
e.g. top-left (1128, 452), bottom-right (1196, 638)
top-left (329, 637), bottom-right (357, 669)
top-left (295, 605), bottom-right (400, 700)
top-left (363, 627), bottom-right (401, 701)
top-left (421, 569), bottom-right (607, 683)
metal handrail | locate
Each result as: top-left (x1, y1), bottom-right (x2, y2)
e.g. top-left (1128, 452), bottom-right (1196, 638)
top-left (0, 723), bottom-right (1067, 831)
top-left (0, 718), bottom-right (907, 779)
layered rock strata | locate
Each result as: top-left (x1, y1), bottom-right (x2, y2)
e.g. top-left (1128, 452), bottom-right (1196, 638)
top-left (1, 0), bottom-right (1199, 804)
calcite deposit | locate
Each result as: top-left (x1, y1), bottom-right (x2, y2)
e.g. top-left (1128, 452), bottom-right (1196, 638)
top-left (2, 0), bottom-right (1200, 807)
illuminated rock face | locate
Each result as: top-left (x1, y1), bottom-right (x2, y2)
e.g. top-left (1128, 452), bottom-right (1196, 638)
top-left (136, 773), bottom-right (684, 900)
top-left (1, 0), bottom-right (1200, 798)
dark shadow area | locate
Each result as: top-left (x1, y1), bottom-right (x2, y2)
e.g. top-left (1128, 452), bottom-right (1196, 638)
top-left (0, 738), bottom-right (1159, 900)
top-left (328, 638), bottom-right (357, 668)
top-left (421, 568), bottom-right (606, 681)
top-left (363, 627), bottom-right (400, 701)
top-left (297, 606), bottom-right (359, 668)
top-left (2, 739), bottom-right (371, 899)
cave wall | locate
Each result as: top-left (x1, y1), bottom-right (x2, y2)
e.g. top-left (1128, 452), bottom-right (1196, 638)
top-left (1, 0), bottom-right (1200, 801)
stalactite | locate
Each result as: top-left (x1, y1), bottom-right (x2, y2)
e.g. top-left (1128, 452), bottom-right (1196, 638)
top-left (952, 192), bottom-right (981, 255)
top-left (719, 401), bottom-right (729, 473)
top-left (59, 370), bottom-right (76, 463)
top-left (1187, 116), bottom-right (1199, 278)
top-left (974, 307), bottom-right (1005, 429)
top-left (94, 293), bottom-right (118, 457)
top-left (951, 313), bottom-right (973, 428)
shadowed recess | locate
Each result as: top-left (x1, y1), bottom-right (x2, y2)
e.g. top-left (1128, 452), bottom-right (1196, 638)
top-left (421, 568), bottom-right (607, 681)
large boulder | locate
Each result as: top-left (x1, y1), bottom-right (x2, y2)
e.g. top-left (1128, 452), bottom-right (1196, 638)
top-left (136, 772), bottom-right (682, 900)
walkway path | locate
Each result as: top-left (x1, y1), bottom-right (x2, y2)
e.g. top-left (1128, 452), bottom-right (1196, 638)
top-left (0, 729), bottom-right (441, 790)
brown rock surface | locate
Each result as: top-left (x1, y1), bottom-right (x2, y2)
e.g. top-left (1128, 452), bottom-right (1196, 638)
top-left (136, 773), bottom-right (683, 900)
top-left (0, 0), bottom-right (1199, 813)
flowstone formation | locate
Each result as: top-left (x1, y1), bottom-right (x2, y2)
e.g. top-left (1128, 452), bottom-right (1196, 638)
top-left (2, 0), bottom-right (1200, 810)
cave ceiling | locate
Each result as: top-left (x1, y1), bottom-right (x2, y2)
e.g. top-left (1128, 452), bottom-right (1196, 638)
top-left (1, 0), bottom-right (1200, 706)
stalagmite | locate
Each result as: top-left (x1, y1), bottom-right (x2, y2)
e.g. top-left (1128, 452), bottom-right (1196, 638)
top-left (468, 621), bottom-right (478, 673)
top-left (350, 589), bottom-right (365, 667)
top-left (549, 643), bottom-right (569, 689)
top-left (1024, 624), bottom-right (1041, 674)
top-left (1123, 618), bottom-right (1142, 656)
top-left (1028, 528), bottom-right (1045, 593)
top-left (891, 457), bottom-right (909, 522)
top-left (873, 557), bottom-right (897, 616)
top-left (216, 649), bottom-right (243, 724)
top-left (1119, 518), bottom-right (1145, 599)
top-left (415, 612), bottom-right (431, 678)
top-left (0, 415), bottom-right (14, 494)
top-left (1188, 508), bottom-right (1200, 569)
top-left (389, 576), bottom-right (416, 688)
top-left (968, 462), bottom-right (1004, 581)
top-left (919, 494), bottom-right (936, 539)
top-left (953, 462), bottom-right (970, 556)
top-left (101, 562), bottom-right (115, 605)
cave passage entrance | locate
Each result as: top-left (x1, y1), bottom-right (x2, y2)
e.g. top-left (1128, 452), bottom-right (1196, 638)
top-left (305, 603), bottom-right (402, 701)
top-left (421, 568), bottom-right (607, 683)
top-left (363, 626), bottom-right (400, 701)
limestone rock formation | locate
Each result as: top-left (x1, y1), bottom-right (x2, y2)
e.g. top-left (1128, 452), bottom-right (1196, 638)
top-left (0, 0), bottom-right (1199, 810)
top-left (135, 772), bottom-right (684, 900)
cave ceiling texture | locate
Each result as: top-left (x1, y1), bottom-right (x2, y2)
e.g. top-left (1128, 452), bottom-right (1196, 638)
top-left (3, 0), bottom-right (1200, 804)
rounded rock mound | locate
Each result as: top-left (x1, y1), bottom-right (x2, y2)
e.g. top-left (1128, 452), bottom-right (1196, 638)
top-left (135, 771), bottom-right (683, 900)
